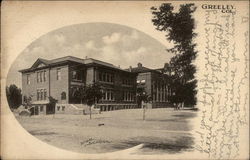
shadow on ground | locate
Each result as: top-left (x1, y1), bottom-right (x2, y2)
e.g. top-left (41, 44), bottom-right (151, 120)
top-left (145, 112), bottom-right (196, 123)
top-left (29, 130), bottom-right (57, 136)
top-left (107, 136), bottom-right (194, 155)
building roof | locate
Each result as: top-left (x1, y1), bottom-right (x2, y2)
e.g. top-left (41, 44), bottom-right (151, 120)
top-left (19, 56), bottom-right (132, 73)
top-left (125, 63), bottom-right (161, 74)
top-left (84, 58), bottom-right (120, 69)
top-left (126, 66), bottom-right (153, 73)
top-left (33, 56), bottom-right (85, 67)
top-left (48, 56), bottom-right (85, 64)
top-left (154, 68), bottom-right (164, 73)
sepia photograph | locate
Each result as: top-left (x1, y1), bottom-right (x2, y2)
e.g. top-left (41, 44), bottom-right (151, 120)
top-left (1, 1), bottom-right (249, 159)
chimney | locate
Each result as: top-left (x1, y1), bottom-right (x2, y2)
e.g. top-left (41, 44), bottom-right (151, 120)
top-left (85, 56), bottom-right (88, 59)
top-left (137, 63), bottom-right (142, 68)
top-left (129, 66), bottom-right (132, 72)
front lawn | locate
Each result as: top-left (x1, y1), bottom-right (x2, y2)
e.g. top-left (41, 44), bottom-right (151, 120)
top-left (16, 108), bottom-right (197, 154)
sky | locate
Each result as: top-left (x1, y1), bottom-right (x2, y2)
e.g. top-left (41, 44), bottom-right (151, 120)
top-left (7, 23), bottom-right (172, 88)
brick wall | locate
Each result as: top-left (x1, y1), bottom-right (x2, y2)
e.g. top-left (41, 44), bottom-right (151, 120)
top-left (50, 65), bottom-right (69, 103)
top-left (137, 72), bottom-right (152, 94)
top-left (86, 67), bottom-right (94, 84)
top-left (22, 68), bottom-right (50, 102)
top-left (137, 72), bottom-right (172, 108)
top-left (95, 68), bottom-right (137, 104)
top-left (22, 72), bottom-right (36, 102)
top-left (21, 62), bottom-right (138, 108)
top-left (22, 65), bottom-right (69, 104)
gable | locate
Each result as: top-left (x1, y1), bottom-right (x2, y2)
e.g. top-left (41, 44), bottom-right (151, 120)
top-left (31, 58), bottom-right (49, 69)
top-left (37, 63), bottom-right (46, 68)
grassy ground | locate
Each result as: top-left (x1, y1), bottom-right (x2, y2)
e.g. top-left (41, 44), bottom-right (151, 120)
top-left (16, 108), bottom-right (197, 154)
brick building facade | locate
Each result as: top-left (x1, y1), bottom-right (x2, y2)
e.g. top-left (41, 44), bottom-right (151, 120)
top-left (127, 63), bottom-right (173, 108)
top-left (19, 56), bottom-right (137, 115)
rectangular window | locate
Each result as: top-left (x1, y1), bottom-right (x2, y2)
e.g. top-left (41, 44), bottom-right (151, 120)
top-left (40, 72), bottom-right (43, 82)
top-left (44, 71), bottom-right (46, 82)
top-left (56, 68), bottom-right (61, 80)
top-left (126, 91), bottom-right (128, 101)
top-left (111, 75), bottom-right (114, 82)
top-left (72, 71), bottom-right (77, 79)
top-left (27, 74), bottom-right (30, 84)
top-left (102, 90), bottom-right (105, 100)
top-left (37, 90), bottom-right (40, 100)
top-left (44, 89), bottom-right (47, 100)
top-left (72, 70), bottom-right (83, 81)
top-left (99, 72), bottom-right (114, 83)
top-left (102, 91), bottom-right (105, 100)
top-left (105, 90), bottom-right (108, 100)
top-left (37, 72), bottom-right (39, 83)
top-left (107, 74), bottom-right (110, 82)
top-left (162, 91), bottom-right (164, 102)
top-left (102, 73), bottom-right (106, 82)
top-left (99, 73), bottom-right (102, 81)
top-left (124, 91), bottom-right (127, 101)
top-left (107, 91), bottom-right (110, 100)
top-left (40, 89), bottom-right (44, 100)
top-left (122, 78), bottom-right (133, 85)
top-left (102, 92), bottom-right (105, 100)
top-left (40, 106), bottom-right (43, 112)
top-left (110, 91), bottom-right (114, 101)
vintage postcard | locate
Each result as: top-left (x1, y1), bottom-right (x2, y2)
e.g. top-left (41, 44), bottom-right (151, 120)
top-left (1, 1), bottom-right (249, 159)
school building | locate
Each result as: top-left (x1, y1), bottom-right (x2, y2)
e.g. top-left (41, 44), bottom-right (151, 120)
top-left (19, 56), bottom-right (137, 115)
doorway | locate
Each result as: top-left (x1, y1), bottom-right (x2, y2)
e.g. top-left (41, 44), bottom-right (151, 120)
top-left (34, 106), bottom-right (39, 115)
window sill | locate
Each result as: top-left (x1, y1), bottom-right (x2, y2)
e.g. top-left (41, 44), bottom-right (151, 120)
top-left (121, 84), bottom-right (133, 87)
top-left (99, 81), bottom-right (114, 84)
top-left (72, 79), bottom-right (83, 82)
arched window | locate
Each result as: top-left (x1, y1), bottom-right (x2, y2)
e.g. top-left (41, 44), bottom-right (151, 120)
top-left (61, 92), bottom-right (66, 100)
